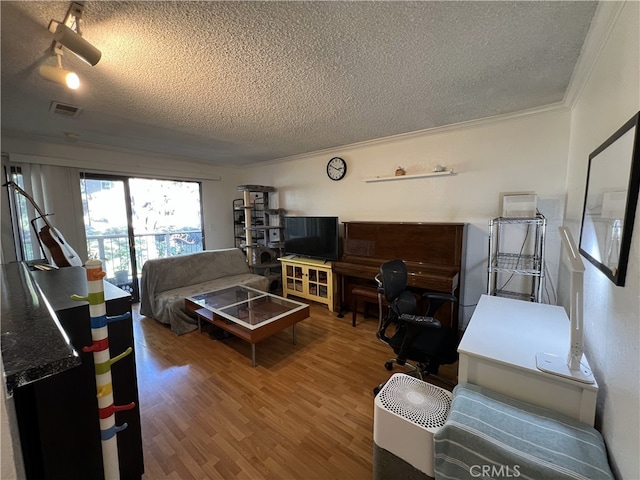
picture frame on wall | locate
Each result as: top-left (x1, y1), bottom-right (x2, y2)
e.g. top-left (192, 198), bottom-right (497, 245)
top-left (579, 112), bottom-right (640, 286)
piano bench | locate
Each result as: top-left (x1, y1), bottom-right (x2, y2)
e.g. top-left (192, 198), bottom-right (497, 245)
top-left (351, 286), bottom-right (386, 327)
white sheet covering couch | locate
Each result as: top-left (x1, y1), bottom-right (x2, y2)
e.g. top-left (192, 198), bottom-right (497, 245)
top-left (140, 248), bottom-right (269, 335)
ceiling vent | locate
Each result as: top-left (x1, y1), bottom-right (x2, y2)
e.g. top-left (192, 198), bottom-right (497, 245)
top-left (50, 101), bottom-right (83, 118)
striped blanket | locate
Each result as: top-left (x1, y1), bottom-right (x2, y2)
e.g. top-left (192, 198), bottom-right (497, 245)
top-left (434, 383), bottom-right (613, 480)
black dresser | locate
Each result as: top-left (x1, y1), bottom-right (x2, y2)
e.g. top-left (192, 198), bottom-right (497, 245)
top-left (2, 264), bottom-right (144, 479)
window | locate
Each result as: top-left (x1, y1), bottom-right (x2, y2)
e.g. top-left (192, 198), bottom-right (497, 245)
top-left (5, 166), bottom-right (43, 261)
top-left (81, 174), bottom-right (204, 301)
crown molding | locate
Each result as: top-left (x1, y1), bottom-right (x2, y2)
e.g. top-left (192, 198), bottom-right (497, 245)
top-left (2, 133), bottom-right (223, 181)
top-left (563, 1), bottom-right (626, 108)
top-left (5, 102), bottom-right (571, 173)
top-left (0, 130), bottom-right (232, 173)
top-left (262, 103), bottom-right (570, 167)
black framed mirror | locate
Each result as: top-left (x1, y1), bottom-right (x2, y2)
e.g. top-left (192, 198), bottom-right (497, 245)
top-left (579, 112), bottom-right (640, 286)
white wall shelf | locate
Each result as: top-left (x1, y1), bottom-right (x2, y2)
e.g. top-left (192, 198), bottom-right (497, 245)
top-left (362, 170), bottom-right (455, 183)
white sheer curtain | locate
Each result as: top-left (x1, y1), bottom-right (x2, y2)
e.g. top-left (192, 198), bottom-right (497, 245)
top-left (3, 160), bottom-right (88, 264)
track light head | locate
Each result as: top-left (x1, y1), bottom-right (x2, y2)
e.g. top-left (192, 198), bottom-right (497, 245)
top-left (54, 23), bottom-right (101, 66)
top-left (39, 63), bottom-right (80, 89)
top-left (38, 2), bottom-right (98, 89)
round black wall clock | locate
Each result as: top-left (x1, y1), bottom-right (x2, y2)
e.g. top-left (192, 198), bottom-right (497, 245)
top-left (327, 157), bottom-right (347, 181)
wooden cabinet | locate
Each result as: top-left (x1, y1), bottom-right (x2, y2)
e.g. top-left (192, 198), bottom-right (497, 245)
top-left (280, 256), bottom-right (335, 311)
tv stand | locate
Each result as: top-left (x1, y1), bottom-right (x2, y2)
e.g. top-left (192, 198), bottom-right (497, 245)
top-left (279, 256), bottom-right (335, 311)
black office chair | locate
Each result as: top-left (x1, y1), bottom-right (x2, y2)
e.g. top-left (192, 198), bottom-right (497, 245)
top-left (373, 260), bottom-right (459, 394)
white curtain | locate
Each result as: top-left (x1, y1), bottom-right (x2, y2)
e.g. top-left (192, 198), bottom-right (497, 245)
top-left (3, 160), bottom-right (88, 264)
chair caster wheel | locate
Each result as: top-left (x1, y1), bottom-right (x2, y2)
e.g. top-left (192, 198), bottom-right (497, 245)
top-left (384, 361), bottom-right (394, 371)
top-left (373, 381), bottom-right (385, 395)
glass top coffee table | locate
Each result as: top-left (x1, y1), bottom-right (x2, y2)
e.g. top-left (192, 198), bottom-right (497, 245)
top-left (185, 285), bottom-right (310, 367)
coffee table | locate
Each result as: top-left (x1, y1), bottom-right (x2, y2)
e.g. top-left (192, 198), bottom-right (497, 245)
top-left (185, 285), bottom-right (310, 367)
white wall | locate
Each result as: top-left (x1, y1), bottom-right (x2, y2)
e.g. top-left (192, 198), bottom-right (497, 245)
top-left (242, 108), bottom-right (571, 326)
top-left (563, 2), bottom-right (639, 477)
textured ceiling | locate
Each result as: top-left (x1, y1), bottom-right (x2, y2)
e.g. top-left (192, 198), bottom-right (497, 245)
top-left (1, 1), bottom-right (598, 166)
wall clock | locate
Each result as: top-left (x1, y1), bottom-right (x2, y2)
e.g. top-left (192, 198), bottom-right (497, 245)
top-left (327, 157), bottom-right (347, 181)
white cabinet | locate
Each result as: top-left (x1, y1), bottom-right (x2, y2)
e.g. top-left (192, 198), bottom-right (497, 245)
top-left (458, 295), bottom-right (597, 425)
top-left (280, 256), bottom-right (335, 311)
top-left (487, 215), bottom-right (546, 302)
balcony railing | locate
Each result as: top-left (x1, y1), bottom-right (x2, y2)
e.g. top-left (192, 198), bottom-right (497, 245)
top-left (86, 230), bottom-right (203, 279)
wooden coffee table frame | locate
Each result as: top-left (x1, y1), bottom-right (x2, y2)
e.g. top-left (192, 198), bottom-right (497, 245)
top-left (185, 287), bottom-right (310, 367)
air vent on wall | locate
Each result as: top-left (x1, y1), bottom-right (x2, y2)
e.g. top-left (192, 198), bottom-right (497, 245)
top-left (50, 101), bottom-right (83, 118)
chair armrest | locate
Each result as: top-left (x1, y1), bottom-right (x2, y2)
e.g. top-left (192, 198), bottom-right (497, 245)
top-left (422, 292), bottom-right (458, 303)
top-left (421, 292), bottom-right (458, 317)
top-left (398, 313), bottom-right (441, 329)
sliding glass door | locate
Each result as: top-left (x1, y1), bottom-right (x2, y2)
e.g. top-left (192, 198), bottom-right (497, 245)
top-left (81, 174), bottom-right (204, 302)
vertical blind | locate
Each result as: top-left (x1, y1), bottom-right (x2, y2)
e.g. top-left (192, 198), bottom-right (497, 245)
top-left (3, 158), bottom-right (88, 264)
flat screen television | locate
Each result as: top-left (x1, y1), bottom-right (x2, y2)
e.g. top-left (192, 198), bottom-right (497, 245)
top-left (284, 216), bottom-right (340, 260)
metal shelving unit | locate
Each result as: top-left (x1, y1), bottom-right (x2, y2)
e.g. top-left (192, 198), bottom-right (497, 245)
top-left (233, 198), bottom-right (245, 249)
top-left (235, 185), bottom-right (286, 292)
top-left (487, 215), bottom-right (546, 302)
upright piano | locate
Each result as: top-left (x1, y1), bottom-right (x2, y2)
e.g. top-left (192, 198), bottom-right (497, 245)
top-left (333, 221), bottom-right (466, 327)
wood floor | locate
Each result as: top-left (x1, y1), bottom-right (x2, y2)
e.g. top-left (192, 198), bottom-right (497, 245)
top-left (132, 302), bottom-right (458, 479)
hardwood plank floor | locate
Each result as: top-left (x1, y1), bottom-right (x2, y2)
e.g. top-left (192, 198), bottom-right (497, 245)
top-left (132, 302), bottom-right (457, 479)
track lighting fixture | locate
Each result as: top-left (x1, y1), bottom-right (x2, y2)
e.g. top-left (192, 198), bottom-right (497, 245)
top-left (53, 22), bottom-right (101, 66)
top-left (38, 2), bottom-right (101, 89)
top-left (39, 54), bottom-right (80, 89)
top-left (48, 2), bottom-right (101, 64)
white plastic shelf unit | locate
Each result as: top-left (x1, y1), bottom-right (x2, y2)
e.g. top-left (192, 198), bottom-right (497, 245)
top-left (487, 215), bottom-right (546, 302)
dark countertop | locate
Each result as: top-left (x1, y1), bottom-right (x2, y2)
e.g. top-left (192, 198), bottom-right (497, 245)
top-left (30, 265), bottom-right (131, 312)
top-left (1, 263), bottom-right (80, 396)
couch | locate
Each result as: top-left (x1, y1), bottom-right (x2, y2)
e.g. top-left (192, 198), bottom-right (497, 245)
top-left (139, 248), bottom-right (269, 335)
